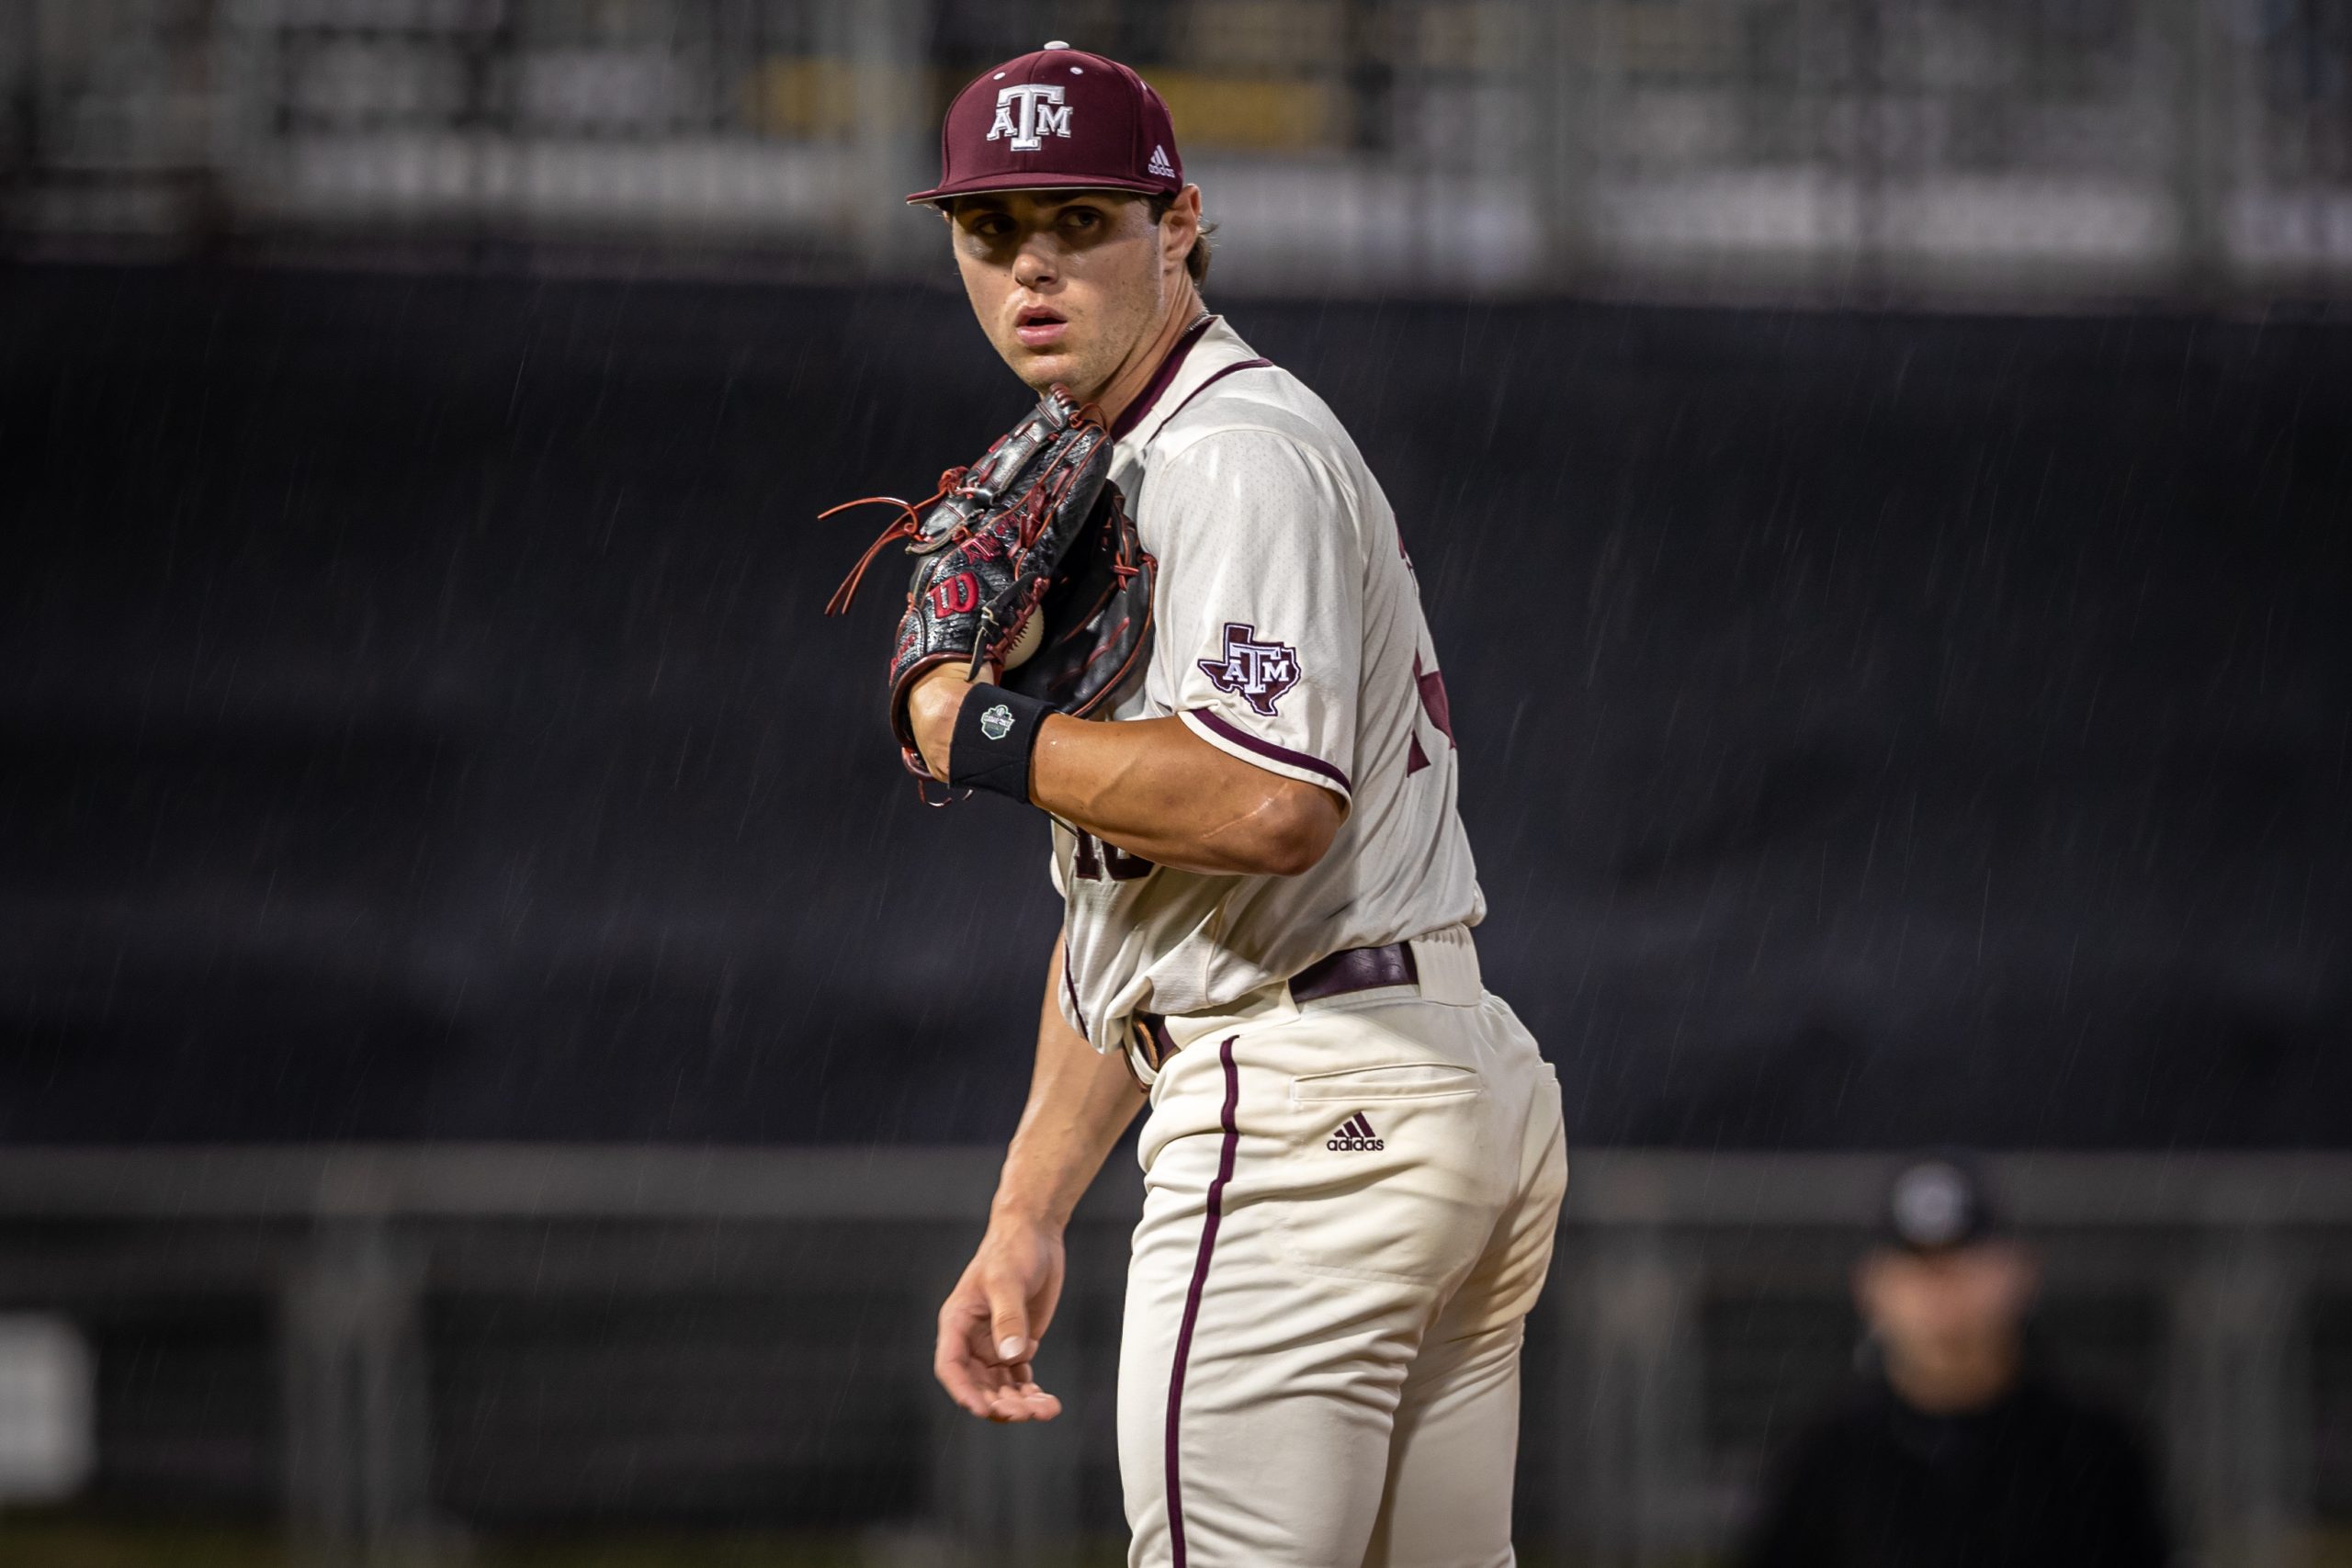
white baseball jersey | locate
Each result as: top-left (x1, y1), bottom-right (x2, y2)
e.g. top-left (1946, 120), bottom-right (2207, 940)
top-left (1051, 314), bottom-right (1485, 1050)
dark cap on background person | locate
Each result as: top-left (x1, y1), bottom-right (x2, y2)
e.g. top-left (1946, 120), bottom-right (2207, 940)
top-left (1880, 1151), bottom-right (2004, 1253)
top-left (909, 41), bottom-right (1185, 206)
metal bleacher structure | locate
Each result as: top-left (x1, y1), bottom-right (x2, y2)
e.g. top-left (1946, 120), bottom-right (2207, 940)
top-left (2, 1147), bottom-right (2351, 1564)
top-left (0, 0), bottom-right (2346, 303)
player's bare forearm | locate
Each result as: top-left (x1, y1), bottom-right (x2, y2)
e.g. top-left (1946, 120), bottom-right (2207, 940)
top-left (1029, 710), bottom-right (1344, 875)
top-left (991, 934), bottom-right (1147, 1229)
top-left (934, 937), bottom-right (1138, 1424)
top-left (906, 665), bottom-right (1343, 875)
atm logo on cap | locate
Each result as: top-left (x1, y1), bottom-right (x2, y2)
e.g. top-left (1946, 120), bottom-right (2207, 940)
top-left (988, 85), bottom-right (1072, 152)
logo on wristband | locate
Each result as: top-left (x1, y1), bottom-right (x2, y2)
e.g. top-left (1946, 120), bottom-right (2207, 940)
top-left (978, 702), bottom-right (1015, 740)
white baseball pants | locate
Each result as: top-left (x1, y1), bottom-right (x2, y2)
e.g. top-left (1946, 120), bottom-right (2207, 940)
top-left (1117, 934), bottom-right (1568, 1568)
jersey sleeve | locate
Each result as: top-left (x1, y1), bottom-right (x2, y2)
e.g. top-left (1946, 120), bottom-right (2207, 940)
top-left (1152, 429), bottom-right (1363, 802)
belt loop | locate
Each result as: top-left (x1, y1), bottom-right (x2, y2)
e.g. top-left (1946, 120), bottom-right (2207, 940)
top-left (1407, 925), bottom-right (1483, 1006)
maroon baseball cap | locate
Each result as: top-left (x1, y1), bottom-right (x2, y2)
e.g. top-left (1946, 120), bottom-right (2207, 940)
top-left (907, 41), bottom-right (1184, 206)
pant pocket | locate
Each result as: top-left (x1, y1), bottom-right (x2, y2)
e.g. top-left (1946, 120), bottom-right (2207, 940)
top-left (1267, 1065), bottom-right (1496, 1286)
top-left (1290, 1062), bottom-right (1484, 1103)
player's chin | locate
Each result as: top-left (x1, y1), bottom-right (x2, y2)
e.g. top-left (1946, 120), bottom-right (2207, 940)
top-left (1004, 347), bottom-right (1080, 393)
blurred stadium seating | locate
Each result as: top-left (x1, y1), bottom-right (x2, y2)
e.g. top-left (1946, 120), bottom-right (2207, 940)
top-left (1, 0), bottom-right (2346, 303)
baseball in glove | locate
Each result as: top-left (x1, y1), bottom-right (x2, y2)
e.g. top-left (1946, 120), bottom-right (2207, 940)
top-left (823, 386), bottom-right (1156, 781)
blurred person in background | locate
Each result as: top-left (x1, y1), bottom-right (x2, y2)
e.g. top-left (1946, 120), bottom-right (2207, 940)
top-left (1741, 1154), bottom-right (2167, 1568)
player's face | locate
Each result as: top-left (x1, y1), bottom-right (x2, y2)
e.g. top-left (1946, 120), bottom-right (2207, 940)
top-left (945, 191), bottom-right (1170, 400)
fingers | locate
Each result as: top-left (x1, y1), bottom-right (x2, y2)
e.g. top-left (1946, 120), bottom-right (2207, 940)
top-left (988, 1292), bottom-right (1032, 1371)
top-left (936, 1299), bottom-right (1060, 1422)
top-left (934, 1228), bottom-right (1070, 1425)
top-left (934, 1295), bottom-right (1061, 1423)
top-left (933, 1337), bottom-right (990, 1418)
top-left (935, 1348), bottom-right (1062, 1424)
top-left (934, 1293), bottom-right (999, 1418)
top-left (972, 1352), bottom-right (1060, 1424)
top-left (981, 1369), bottom-right (1063, 1424)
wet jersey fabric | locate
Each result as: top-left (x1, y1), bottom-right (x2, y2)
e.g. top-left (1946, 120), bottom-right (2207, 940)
top-left (1740, 1368), bottom-right (2168, 1568)
top-left (1051, 314), bottom-right (1484, 1049)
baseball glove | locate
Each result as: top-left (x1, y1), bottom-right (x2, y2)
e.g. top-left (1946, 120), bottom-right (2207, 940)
top-left (824, 386), bottom-right (1155, 779)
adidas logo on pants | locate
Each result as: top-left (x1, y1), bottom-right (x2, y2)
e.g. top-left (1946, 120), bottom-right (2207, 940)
top-left (1327, 1112), bottom-right (1385, 1152)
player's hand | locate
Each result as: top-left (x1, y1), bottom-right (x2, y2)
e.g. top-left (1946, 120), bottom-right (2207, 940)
top-left (934, 1213), bottom-right (1065, 1423)
top-left (907, 661), bottom-right (1001, 779)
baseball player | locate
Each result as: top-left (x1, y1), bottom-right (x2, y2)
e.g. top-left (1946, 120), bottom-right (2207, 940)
top-left (878, 42), bottom-right (1567, 1568)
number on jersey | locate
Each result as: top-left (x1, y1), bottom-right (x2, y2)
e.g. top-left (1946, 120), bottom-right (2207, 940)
top-left (1072, 831), bottom-right (1155, 882)
top-left (1406, 652), bottom-right (1455, 774)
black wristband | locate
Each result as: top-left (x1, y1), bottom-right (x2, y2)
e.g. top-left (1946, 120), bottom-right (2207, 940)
top-left (948, 684), bottom-right (1050, 803)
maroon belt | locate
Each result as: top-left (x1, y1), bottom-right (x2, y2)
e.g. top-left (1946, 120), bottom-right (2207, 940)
top-left (1130, 941), bottom-right (1419, 1076)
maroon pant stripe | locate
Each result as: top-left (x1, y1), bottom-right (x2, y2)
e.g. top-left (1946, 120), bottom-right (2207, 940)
top-left (1165, 1035), bottom-right (1241, 1568)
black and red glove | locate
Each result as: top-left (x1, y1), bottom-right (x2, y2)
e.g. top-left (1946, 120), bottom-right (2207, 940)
top-left (826, 387), bottom-right (1155, 779)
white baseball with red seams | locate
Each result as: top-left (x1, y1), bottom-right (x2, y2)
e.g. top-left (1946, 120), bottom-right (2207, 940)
top-left (1044, 312), bottom-right (1569, 1567)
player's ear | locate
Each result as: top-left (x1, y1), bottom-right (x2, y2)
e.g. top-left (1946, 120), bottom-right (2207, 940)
top-left (1159, 186), bottom-right (1201, 270)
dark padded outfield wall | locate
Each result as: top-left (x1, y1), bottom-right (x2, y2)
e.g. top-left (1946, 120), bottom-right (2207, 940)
top-left (4, 266), bottom-right (2346, 1146)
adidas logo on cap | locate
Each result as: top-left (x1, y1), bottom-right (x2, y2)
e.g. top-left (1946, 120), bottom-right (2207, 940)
top-left (1148, 144), bottom-right (1175, 179)
top-left (1327, 1112), bottom-right (1384, 1153)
